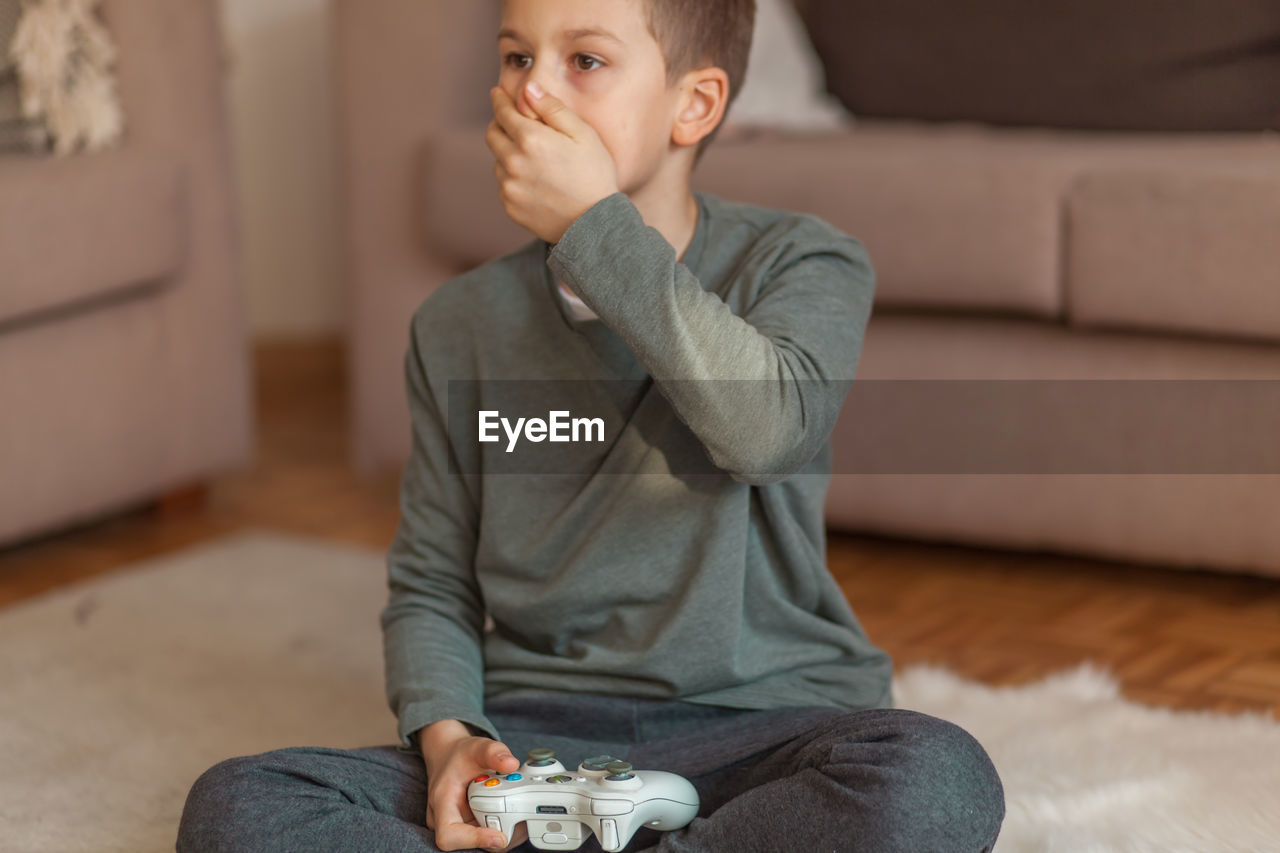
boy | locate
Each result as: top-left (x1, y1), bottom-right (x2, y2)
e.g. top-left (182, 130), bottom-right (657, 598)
top-left (176, 1), bottom-right (1005, 851)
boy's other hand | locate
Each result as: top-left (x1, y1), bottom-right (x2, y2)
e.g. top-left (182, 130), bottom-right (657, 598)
top-left (423, 734), bottom-right (527, 851)
top-left (487, 83), bottom-right (620, 245)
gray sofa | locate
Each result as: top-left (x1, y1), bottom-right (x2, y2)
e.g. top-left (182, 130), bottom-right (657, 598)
top-left (0, 0), bottom-right (253, 548)
top-left (334, 0), bottom-right (1280, 579)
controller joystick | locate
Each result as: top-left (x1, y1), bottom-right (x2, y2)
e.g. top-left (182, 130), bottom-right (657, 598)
top-left (526, 747), bottom-right (558, 766)
top-left (518, 747), bottom-right (567, 777)
top-left (604, 761), bottom-right (634, 781)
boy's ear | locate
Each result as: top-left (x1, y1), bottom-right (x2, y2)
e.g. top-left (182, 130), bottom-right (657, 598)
top-left (672, 68), bottom-right (729, 149)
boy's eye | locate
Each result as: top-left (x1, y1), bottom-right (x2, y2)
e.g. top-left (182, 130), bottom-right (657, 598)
top-left (501, 52), bottom-right (602, 72)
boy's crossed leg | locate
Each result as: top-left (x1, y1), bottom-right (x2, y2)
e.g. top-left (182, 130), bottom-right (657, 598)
top-left (175, 700), bottom-right (1003, 853)
top-left (625, 705), bottom-right (1005, 853)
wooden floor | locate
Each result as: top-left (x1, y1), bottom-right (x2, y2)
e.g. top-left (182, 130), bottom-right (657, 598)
top-left (3, 339), bottom-right (1279, 718)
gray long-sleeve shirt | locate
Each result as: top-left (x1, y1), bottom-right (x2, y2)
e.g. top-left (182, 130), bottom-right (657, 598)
top-left (381, 190), bottom-right (894, 748)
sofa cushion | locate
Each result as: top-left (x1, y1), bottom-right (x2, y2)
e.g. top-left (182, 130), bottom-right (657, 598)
top-left (1066, 163), bottom-right (1280, 345)
top-left (420, 119), bottom-right (1280, 328)
top-left (720, 0), bottom-right (853, 135)
top-left (0, 147), bottom-right (187, 329)
top-left (691, 123), bottom-right (1072, 319)
top-left (800, 0), bottom-right (1280, 132)
top-left (420, 122), bottom-right (1069, 320)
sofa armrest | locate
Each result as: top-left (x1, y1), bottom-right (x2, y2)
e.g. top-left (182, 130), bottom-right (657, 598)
top-left (0, 147), bottom-right (187, 330)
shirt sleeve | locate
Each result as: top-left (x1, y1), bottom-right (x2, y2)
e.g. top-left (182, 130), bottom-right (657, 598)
top-left (380, 309), bottom-right (500, 748)
top-left (545, 191), bottom-right (876, 486)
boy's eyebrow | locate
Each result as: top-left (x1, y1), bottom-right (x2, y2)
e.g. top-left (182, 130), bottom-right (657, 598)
top-left (497, 25), bottom-right (624, 45)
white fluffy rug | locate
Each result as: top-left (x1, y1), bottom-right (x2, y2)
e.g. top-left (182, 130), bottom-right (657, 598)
top-left (893, 663), bottom-right (1280, 853)
top-left (1, 529), bottom-right (1277, 852)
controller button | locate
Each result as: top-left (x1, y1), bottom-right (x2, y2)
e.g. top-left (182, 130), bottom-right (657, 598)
top-left (485, 816), bottom-right (502, 830)
top-left (473, 775), bottom-right (490, 783)
top-left (483, 778), bottom-right (501, 787)
top-left (504, 773), bottom-right (522, 781)
top-left (547, 774), bottom-right (573, 783)
top-left (543, 833), bottom-right (569, 844)
top-left (600, 818), bottom-right (620, 848)
top-left (591, 799), bottom-right (633, 816)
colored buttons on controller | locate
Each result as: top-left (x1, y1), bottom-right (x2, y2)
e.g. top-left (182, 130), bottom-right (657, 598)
top-left (483, 778), bottom-right (501, 787)
top-left (504, 773), bottom-right (522, 781)
top-left (473, 774), bottom-right (490, 783)
top-left (546, 774), bottom-right (573, 783)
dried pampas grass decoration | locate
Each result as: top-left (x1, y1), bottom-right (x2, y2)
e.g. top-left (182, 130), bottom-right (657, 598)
top-left (9, 0), bottom-right (124, 155)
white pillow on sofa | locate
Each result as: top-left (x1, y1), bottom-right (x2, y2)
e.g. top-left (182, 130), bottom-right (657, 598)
top-left (720, 0), bottom-right (855, 136)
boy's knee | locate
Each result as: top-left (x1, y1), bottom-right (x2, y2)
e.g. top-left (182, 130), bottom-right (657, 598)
top-left (176, 754), bottom-right (271, 852)
top-left (916, 714), bottom-right (1004, 838)
top-left (889, 711), bottom-right (1005, 851)
top-left (823, 709), bottom-right (1005, 852)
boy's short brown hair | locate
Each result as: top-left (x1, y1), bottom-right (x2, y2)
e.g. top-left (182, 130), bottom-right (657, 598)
top-left (640, 0), bottom-right (756, 165)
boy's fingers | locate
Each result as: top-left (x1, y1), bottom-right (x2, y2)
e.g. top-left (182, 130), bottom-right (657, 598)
top-left (523, 83), bottom-right (586, 140)
top-left (485, 116), bottom-right (518, 161)
top-left (491, 83), bottom-right (585, 142)
top-left (439, 818), bottom-right (506, 851)
top-left (434, 792), bottom-right (506, 851)
top-left (483, 117), bottom-right (514, 153)
top-left (489, 87), bottom-right (531, 144)
top-left (482, 741), bottom-right (518, 772)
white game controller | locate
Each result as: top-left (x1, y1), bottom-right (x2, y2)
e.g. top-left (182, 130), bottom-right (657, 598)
top-left (467, 747), bottom-right (700, 851)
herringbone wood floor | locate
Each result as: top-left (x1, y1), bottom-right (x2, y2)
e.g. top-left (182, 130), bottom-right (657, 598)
top-left (2, 339), bottom-right (1278, 717)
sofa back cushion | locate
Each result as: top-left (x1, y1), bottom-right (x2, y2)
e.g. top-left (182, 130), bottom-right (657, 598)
top-left (799, 0), bottom-right (1280, 131)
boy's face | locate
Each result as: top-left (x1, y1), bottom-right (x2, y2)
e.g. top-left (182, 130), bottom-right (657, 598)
top-left (497, 0), bottom-right (685, 194)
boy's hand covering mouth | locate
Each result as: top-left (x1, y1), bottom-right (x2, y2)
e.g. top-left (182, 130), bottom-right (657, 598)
top-left (486, 83), bottom-right (621, 245)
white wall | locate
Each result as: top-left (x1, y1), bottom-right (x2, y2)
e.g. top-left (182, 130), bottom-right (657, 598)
top-left (217, 0), bottom-right (343, 340)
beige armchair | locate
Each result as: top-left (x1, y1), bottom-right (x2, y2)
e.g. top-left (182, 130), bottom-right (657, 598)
top-left (0, 0), bottom-right (253, 548)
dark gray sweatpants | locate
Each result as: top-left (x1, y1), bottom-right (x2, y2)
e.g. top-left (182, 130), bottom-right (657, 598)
top-left (176, 690), bottom-right (1005, 852)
